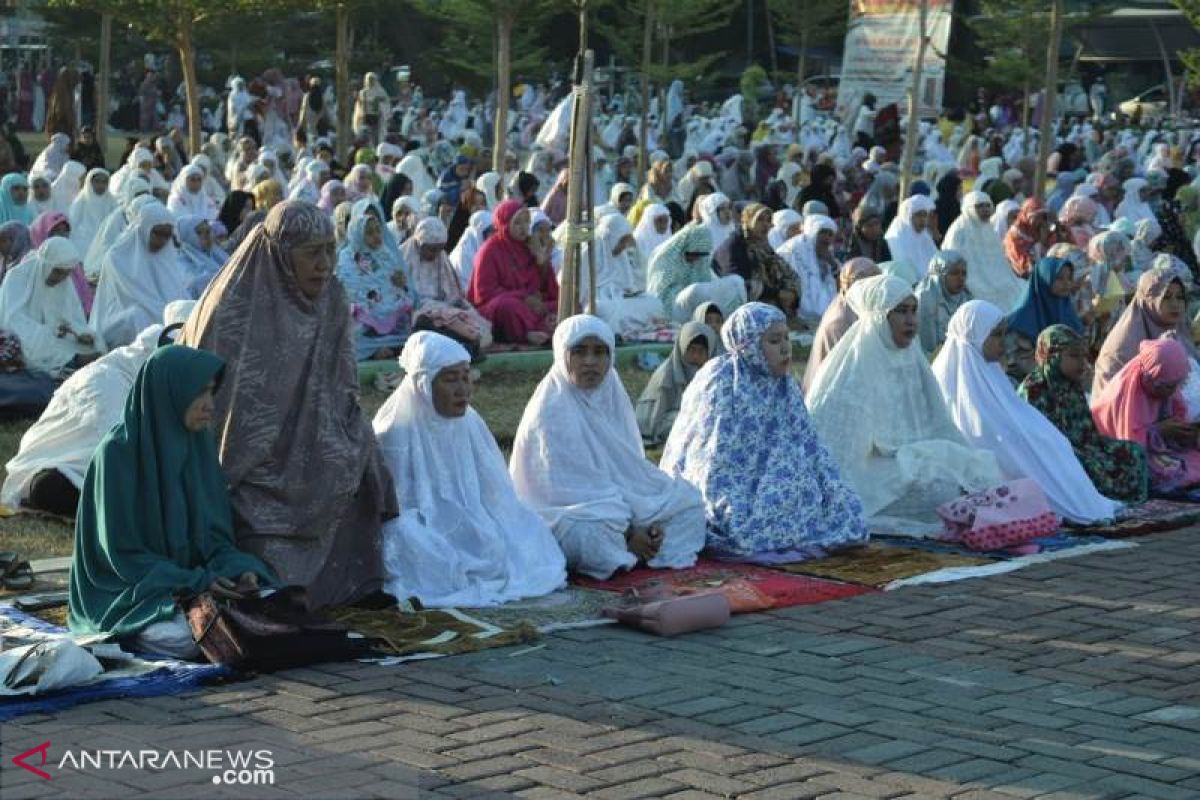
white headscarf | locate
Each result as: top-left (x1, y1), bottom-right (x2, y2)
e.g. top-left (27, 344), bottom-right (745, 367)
top-left (1, 303), bottom-right (193, 508)
top-left (768, 209), bottom-right (802, 251)
top-left (91, 202), bottom-right (190, 347)
top-left (474, 171), bottom-right (503, 209)
top-left (30, 133), bottom-right (72, 180)
top-left (931, 300), bottom-right (1121, 523)
top-left (942, 190), bottom-right (1025, 311)
top-left (372, 331), bottom-right (566, 607)
top-left (398, 153), bottom-right (436, 199)
top-left (884, 195), bottom-right (939, 275)
top-left (190, 153), bottom-right (227, 207)
top-left (1114, 177), bottom-right (1162, 242)
top-left (449, 209), bottom-right (492, 289)
top-left (510, 315), bottom-right (703, 529)
top-left (68, 168), bottom-right (118, 257)
top-left (0, 237), bottom-right (102, 374)
top-left (697, 192), bottom-right (734, 252)
top-left (166, 164), bottom-right (214, 220)
top-left (633, 202), bottom-right (671, 263)
top-left (778, 214), bottom-right (838, 318)
top-left (49, 160), bottom-right (86, 215)
top-left (806, 275), bottom-right (1001, 520)
top-left (992, 198), bottom-right (1020, 239)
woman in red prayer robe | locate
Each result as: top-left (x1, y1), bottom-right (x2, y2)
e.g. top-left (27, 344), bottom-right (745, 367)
top-left (467, 198), bottom-right (558, 345)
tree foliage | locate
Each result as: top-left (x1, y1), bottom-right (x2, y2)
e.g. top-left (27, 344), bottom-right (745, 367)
top-left (1172, 0), bottom-right (1200, 88)
top-left (593, 0), bottom-right (732, 87)
top-left (766, 0), bottom-right (847, 79)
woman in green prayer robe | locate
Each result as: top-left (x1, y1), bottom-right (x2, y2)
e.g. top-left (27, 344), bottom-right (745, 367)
top-left (67, 345), bottom-right (277, 659)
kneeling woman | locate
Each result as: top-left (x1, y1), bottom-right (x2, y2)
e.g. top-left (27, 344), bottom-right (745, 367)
top-left (373, 331), bottom-right (566, 606)
top-left (806, 275), bottom-right (1003, 534)
top-left (661, 303), bottom-right (869, 562)
top-left (510, 315), bottom-right (707, 579)
top-left (68, 346), bottom-right (276, 659)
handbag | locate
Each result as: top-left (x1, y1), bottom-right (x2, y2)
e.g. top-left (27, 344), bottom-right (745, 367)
top-left (936, 478), bottom-right (1059, 552)
top-left (603, 590), bottom-right (730, 637)
top-left (177, 586), bottom-right (373, 671)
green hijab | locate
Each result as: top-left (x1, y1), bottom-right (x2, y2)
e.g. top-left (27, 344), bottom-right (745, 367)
top-left (69, 345), bottom-right (276, 638)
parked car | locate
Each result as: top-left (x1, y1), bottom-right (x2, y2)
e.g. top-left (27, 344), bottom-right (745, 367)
top-left (1118, 85), bottom-right (1169, 122)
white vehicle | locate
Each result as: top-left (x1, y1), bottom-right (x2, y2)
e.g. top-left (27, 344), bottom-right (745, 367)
top-left (1118, 85), bottom-right (1169, 122)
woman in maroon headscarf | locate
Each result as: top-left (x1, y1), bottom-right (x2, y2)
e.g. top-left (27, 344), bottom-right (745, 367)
top-left (467, 198), bottom-right (558, 345)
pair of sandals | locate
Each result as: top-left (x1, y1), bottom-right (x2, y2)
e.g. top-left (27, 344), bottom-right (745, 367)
top-left (0, 552), bottom-right (34, 591)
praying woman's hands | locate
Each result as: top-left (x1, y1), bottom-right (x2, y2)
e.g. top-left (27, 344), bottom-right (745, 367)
top-left (209, 576), bottom-right (245, 600)
top-left (235, 572), bottom-right (260, 594)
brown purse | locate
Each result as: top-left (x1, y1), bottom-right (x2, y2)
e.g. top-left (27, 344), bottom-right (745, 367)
top-left (178, 586), bottom-right (373, 671)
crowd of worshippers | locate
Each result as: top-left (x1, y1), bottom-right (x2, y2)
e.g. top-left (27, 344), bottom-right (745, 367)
top-left (3, 101), bottom-right (1200, 659)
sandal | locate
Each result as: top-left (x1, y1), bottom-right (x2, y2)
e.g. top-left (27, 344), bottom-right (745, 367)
top-left (2, 560), bottom-right (35, 591)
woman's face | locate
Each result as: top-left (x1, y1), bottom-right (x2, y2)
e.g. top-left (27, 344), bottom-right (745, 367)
top-left (684, 337), bottom-right (710, 367)
top-left (454, 162), bottom-right (471, 179)
top-left (1158, 281), bottom-right (1187, 326)
top-left (751, 212), bottom-right (771, 240)
top-left (419, 242), bottom-right (442, 261)
top-left (356, 172), bottom-right (373, 193)
top-left (1056, 342), bottom-right (1089, 384)
top-left (859, 216), bottom-right (882, 241)
top-left (45, 265), bottom-right (72, 286)
top-left (438, 201), bottom-right (455, 224)
top-left (186, 172), bottom-right (203, 193)
top-left (32, 179), bottom-right (50, 201)
top-left (705, 309), bottom-right (723, 331)
top-left (0, 232), bottom-right (11, 254)
top-left (911, 210), bottom-right (929, 233)
top-left (653, 214), bottom-right (669, 234)
top-left (508, 209), bottom-right (531, 242)
top-left (1050, 264), bottom-right (1074, 298)
top-left (469, 192), bottom-right (486, 213)
top-left (943, 262), bottom-right (968, 296)
top-left (90, 173), bottom-right (109, 195)
top-left (566, 335), bottom-right (611, 390)
top-left (1145, 373), bottom-right (1182, 400)
top-left (887, 296), bottom-right (919, 349)
top-left (184, 380), bottom-right (217, 432)
top-left (815, 229), bottom-right (834, 256)
top-left (974, 201), bottom-right (993, 222)
top-left (364, 216), bottom-right (384, 250)
top-left (10, 184), bottom-right (27, 205)
top-left (432, 363), bottom-right (472, 417)
top-left (195, 221), bottom-right (212, 251)
top-left (982, 321), bottom-right (1006, 362)
top-left (291, 237), bottom-right (336, 298)
top-left (717, 204), bottom-right (733, 225)
top-left (147, 224), bottom-right (174, 253)
top-left (761, 321), bottom-right (791, 377)
top-left (330, 185), bottom-right (347, 206)
top-left (617, 192), bottom-right (633, 214)
top-left (612, 233), bottom-right (635, 257)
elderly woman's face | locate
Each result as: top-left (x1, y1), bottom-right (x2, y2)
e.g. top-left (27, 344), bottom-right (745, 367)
top-left (364, 216), bottom-right (384, 250)
top-left (147, 223), bottom-right (174, 253)
top-left (761, 321), bottom-right (791, 377)
top-left (508, 208), bottom-right (531, 242)
top-left (566, 335), bottom-right (610, 390)
top-left (291, 237), bottom-right (336, 298)
top-left (432, 363), bottom-right (472, 417)
top-left (887, 296), bottom-right (919, 349)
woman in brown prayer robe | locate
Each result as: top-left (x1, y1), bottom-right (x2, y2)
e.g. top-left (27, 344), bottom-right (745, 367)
top-left (182, 200), bottom-right (397, 608)
top-left (802, 257), bottom-right (881, 393)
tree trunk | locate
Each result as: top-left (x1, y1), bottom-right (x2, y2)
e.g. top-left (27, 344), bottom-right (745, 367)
top-left (1021, 82), bottom-right (1031, 156)
top-left (1148, 20), bottom-right (1178, 118)
top-left (493, 14), bottom-right (512, 173)
top-left (559, 50), bottom-right (595, 321)
top-left (745, 0), bottom-right (754, 68)
top-left (1033, 0), bottom-right (1063, 201)
top-left (898, 0), bottom-right (928, 198)
top-left (97, 12), bottom-right (111, 155)
top-left (638, 1), bottom-right (653, 179)
top-left (177, 23), bottom-right (202, 156)
top-left (335, 3), bottom-right (353, 160)
top-left (764, 0), bottom-right (779, 84)
top-left (658, 27), bottom-right (668, 142)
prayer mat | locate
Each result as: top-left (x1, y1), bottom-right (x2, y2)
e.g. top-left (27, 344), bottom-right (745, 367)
top-left (1068, 498), bottom-right (1200, 538)
top-left (329, 606), bottom-right (537, 665)
top-left (572, 559), bottom-right (874, 613)
top-left (0, 604), bottom-right (230, 721)
top-left (776, 544), bottom-right (997, 588)
top-left (872, 531), bottom-right (1115, 559)
top-left (464, 587), bottom-right (617, 633)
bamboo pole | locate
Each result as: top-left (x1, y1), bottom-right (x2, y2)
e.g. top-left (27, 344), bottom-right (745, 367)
top-left (898, 0), bottom-right (928, 199)
top-left (1033, 0), bottom-right (1063, 202)
top-left (335, 4), bottom-right (353, 160)
top-left (493, 13), bottom-right (513, 173)
top-left (557, 50), bottom-right (595, 322)
top-left (638, 3), bottom-right (653, 182)
top-left (97, 12), bottom-right (111, 155)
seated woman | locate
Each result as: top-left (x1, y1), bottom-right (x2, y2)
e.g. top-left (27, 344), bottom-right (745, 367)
top-left (1018, 325), bottom-right (1148, 503)
top-left (778, 214), bottom-right (839, 322)
top-left (510, 315), bottom-right (706, 579)
top-left (467, 199), bottom-right (558, 346)
top-left (884, 196), bottom-right (938, 276)
top-left (1004, 255), bottom-right (1084, 383)
top-left (92, 202), bottom-right (191, 347)
top-left (942, 190), bottom-right (1025, 312)
top-left (2, 302), bottom-right (194, 516)
top-left (636, 321), bottom-right (716, 446)
top-left (661, 303), bottom-right (869, 562)
top-left (0, 238), bottom-right (104, 378)
top-left (1086, 229), bottom-right (1134, 348)
top-left (1092, 338), bottom-right (1200, 494)
top-left (1093, 265), bottom-right (1194, 397)
top-left (915, 250), bottom-right (973, 355)
top-left (802, 257), bottom-right (880, 393)
top-left (402, 217), bottom-right (492, 358)
top-left (68, 345), bottom-right (277, 659)
top-left (182, 201), bottom-right (397, 609)
top-left (692, 302), bottom-right (726, 357)
top-left (337, 200), bottom-right (415, 360)
top-left (583, 212), bottom-right (670, 340)
top-left (176, 215), bottom-right (227, 299)
top-left (647, 223), bottom-right (747, 323)
top-left (806, 274), bottom-right (1003, 534)
top-left (1004, 198), bottom-right (1059, 279)
top-left (713, 203), bottom-right (799, 319)
top-left (373, 331), bottom-right (566, 607)
top-left (633, 203), bottom-right (672, 264)
top-left (932, 300), bottom-right (1121, 523)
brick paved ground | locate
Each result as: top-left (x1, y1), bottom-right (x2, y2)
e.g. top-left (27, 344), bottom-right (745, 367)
top-left (2, 529), bottom-right (1199, 800)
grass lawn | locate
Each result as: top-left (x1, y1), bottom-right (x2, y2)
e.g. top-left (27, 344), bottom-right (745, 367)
top-left (0, 364), bottom-right (657, 563)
